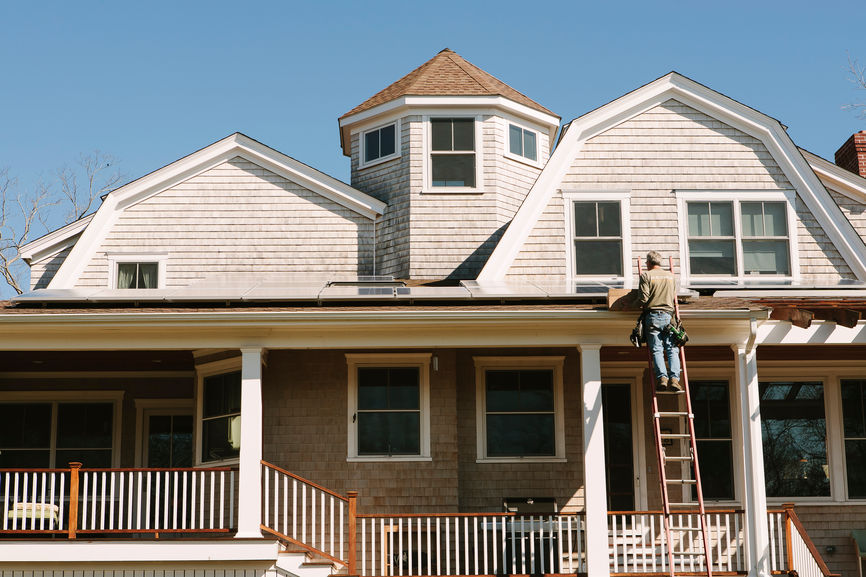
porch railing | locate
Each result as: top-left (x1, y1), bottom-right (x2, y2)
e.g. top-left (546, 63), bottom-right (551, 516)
top-left (1, 463), bottom-right (236, 538)
top-left (769, 505), bottom-right (841, 577)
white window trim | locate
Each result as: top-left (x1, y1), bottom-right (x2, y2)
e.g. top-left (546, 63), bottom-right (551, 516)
top-left (562, 190), bottom-right (633, 289)
top-left (194, 357), bottom-right (242, 467)
top-left (134, 398), bottom-right (195, 467)
top-left (0, 390), bottom-right (124, 468)
top-left (346, 353), bottom-right (432, 462)
top-left (675, 190), bottom-right (800, 284)
top-left (421, 114), bottom-right (484, 194)
top-left (474, 356), bottom-right (566, 463)
top-left (503, 119), bottom-right (543, 169)
top-left (358, 119), bottom-right (402, 169)
top-left (107, 252), bottom-right (168, 289)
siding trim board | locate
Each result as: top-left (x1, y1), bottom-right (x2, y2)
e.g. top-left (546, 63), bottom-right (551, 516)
top-left (479, 72), bottom-right (866, 283)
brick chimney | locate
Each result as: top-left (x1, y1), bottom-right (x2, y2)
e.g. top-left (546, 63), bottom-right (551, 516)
top-left (835, 131), bottom-right (866, 177)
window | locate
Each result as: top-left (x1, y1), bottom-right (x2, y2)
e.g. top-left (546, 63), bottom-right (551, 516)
top-left (0, 394), bottom-right (121, 468)
top-left (690, 380), bottom-right (734, 500)
top-left (430, 118), bottom-right (475, 188)
top-left (685, 198), bottom-right (792, 278)
top-left (346, 354), bottom-right (431, 460)
top-left (475, 357), bottom-right (565, 461)
top-left (200, 371), bottom-right (241, 463)
top-left (508, 123), bottom-right (537, 162)
top-left (573, 201), bottom-right (623, 276)
top-left (841, 379), bottom-right (866, 499)
top-left (117, 262), bottom-right (158, 288)
top-left (147, 414), bottom-right (193, 468)
top-left (362, 122), bottom-right (398, 166)
top-left (760, 381), bottom-right (829, 498)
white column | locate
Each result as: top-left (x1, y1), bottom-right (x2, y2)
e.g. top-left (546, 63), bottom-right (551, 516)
top-left (732, 344), bottom-right (770, 577)
top-left (236, 347), bottom-right (264, 538)
top-left (579, 344), bottom-right (610, 577)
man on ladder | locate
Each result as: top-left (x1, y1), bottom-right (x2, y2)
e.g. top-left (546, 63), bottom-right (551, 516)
top-left (639, 250), bottom-right (682, 392)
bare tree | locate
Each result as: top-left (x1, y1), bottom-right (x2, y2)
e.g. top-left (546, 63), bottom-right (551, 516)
top-left (845, 52), bottom-right (866, 118)
top-left (0, 153), bottom-right (123, 295)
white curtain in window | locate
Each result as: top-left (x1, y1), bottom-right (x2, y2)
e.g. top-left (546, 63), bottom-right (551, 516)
top-left (139, 263), bottom-right (158, 288)
top-left (117, 263), bottom-right (136, 289)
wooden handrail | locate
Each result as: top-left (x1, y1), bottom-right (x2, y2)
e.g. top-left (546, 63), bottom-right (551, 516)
top-left (260, 525), bottom-right (347, 566)
top-left (78, 466), bottom-right (235, 472)
top-left (786, 506), bottom-right (841, 577)
top-left (261, 460), bottom-right (348, 502)
top-left (608, 508), bottom-right (745, 515)
top-left (0, 467), bottom-right (72, 473)
top-left (357, 511), bottom-right (519, 519)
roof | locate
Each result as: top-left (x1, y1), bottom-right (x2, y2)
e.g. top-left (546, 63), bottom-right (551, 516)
top-left (339, 49), bottom-right (557, 120)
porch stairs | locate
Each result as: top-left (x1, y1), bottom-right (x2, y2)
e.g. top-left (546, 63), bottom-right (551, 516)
top-left (643, 258), bottom-right (713, 577)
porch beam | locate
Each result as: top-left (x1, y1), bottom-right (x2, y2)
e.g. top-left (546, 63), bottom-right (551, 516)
top-left (732, 344), bottom-right (770, 577)
top-left (236, 347), bottom-right (264, 538)
top-left (578, 343), bottom-right (610, 577)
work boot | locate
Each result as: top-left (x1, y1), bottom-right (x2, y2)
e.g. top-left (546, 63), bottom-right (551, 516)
top-left (656, 376), bottom-right (669, 392)
top-left (669, 377), bottom-right (683, 393)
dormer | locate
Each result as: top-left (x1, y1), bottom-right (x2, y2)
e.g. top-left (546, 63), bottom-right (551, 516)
top-left (338, 49), bottom-right (560, 279)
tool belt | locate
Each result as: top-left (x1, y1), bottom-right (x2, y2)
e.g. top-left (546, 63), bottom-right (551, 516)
top-left (630, 311), bottom-right (689, 348)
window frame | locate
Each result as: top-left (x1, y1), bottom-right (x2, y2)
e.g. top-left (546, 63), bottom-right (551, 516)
top-left (422, 114), bottom-right (483, 194)
top-left (562, 190), bottom-right (633, 289)
top-left (358, 120), bottom-right (401, 169)
top-left (675, 191), bottom-right (799, 284)
top-left (134, 398), bottom-right (195, 467)
top-left (108, 252), bottom-right (167, 289)
top-left (346, 353), bottom-right (432, 462)
top-left (0, 391), bottom-right (124, 468)
top-left (474, 356), bottom-right (566, 463)
top-left (194, 357), bottom-right (242, 467)
top-left (504, 120), bottom-right (542, 168)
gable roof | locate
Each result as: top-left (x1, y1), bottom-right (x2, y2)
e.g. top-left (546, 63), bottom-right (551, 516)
top-left (45, 133), bottom-right (386, 289)
top-left (478, 72), bottom-right (866, 283)
top-left (340, 49), bottom-right (557, 121)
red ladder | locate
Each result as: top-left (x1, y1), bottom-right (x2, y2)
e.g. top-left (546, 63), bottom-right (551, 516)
top-left (639, 257), bottom-right (712, 577)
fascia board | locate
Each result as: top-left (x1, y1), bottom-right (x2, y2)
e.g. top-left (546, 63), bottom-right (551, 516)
top-left (19, 215), bottom-right (93, 262)
top-left (801, 148), bottom-right (866, 203)
top-left (479, 73), bottom-right (866, 282)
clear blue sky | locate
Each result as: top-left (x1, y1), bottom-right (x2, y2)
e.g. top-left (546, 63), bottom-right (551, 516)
top-left (1, 1), bottom-right (865, 271)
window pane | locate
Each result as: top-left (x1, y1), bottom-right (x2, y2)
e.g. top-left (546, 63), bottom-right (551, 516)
top-left (740, 202), bottom-right (764, 237)
top-left (712, 202), bottom-right (734, 236)
top-left (203, 372), bottom-right (241, 418)
top-left (575, 240), bottom-right (623, 275)
top-left (842, 379), bottom-right (866, 438)
top-left (763, 202), bottom-right (787, 236)
top-left (846, 440), bottom-right (866, 498)
top-left (138, 263), bottom-right (158, 288)
top-left (358, 412), bottom-right (420, 455)
top-left (202, 416), bottom-right (240, 462)
top-left (523, 130), bottom-right (537, 161)
top-left (597, 202), bottom-right (621, 236)
top-left (57, 403), bottom-right (112, 448)
top-left (364, 130), bottom-right (380, 162)
top-left (519, 370), bottom-right (555, 412)
top-left (743, 240), bottom-right (789, 275)
top-left (688, 239), bottom-right (736, 275)
top-left (386, 368), bottom-right (420, 410)
top-left (0, 403), bottom-right (51, 448)
top-left (486, 370), bottom-right (554, 412)
top-left (358, 368), bottom-right (389, 410)
top-left (0, 449), bottom-right (50, 467)
top-left (380, 124), bottom-right (396, 157)
top-left (760, 382), bottom-right (829, 497)
top-left (486, 370), bottom-right (521, 412)
top-left (690, 381), bottom-right (731, 439)
top-left (574, 203), bottom-right (598, 237)
top-left (509, 124), bottom-right (523, 156)
top-left (148, 415), bottom-right (172, 468)
top-left (172, 415), bottom-right (193, 468)
top-left (487, 414), bottom-right (555, 456)
top-left (431, 119), bottom-right (452, 151)
top-left (695, 441), bottom-right (735, 500)
top-left (432, 154), bottom-right (475, 187)
top-left (56, 449), bottom-right (111, 468)
top-left (452, 119), bottom-right (474, 151)
top-left (117, 263), bottom-right (137, 288)
top-left (688, 203), bottom-right (711, 237)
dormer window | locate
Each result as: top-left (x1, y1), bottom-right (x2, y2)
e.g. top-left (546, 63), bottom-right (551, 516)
top-left (117, 262), bottom-right (158, 289)
top-left (361, 122), bottom-right (398, 167)
top-left (430, 118), bottom-right (476, 188)
top-left (508, 123), bottom-right (537, 162)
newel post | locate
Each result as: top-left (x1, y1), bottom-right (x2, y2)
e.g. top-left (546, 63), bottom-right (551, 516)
top-left (783, 502), bottom-right (795, 571)
top-left (347, 490), bottom-right (358, 575)
top-left (68, 462), bottom-right (82, 539)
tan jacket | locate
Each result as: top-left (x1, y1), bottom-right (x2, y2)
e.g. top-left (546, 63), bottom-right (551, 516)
top-left (639, 267), bottom-right (675, 313)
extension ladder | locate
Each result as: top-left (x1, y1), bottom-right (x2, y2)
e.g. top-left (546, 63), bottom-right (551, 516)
top-left (639, 257), bottom-right (712, 577)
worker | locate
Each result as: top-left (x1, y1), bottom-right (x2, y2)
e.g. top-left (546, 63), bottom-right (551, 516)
top-left (639, 251), bottom-right (681, 392)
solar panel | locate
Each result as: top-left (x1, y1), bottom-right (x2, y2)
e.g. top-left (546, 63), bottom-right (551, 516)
top-left (86, 288), bottom-right (173, 302)
top-left (460, 281), bottom-right (548, 298)
top-left (243, 280), bottom-right (327, 301)
top-left (11, 288), bottom-right (104, 302)
top-left (395, 286), bottom-right (472, 300)
top-left (318, 286), bottom-right (397, 300)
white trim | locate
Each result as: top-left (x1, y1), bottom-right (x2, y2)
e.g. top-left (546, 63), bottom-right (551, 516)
top-left (345, 353), bottom-right (432, 461)
top-left (47, 133), bottom-right (386, 289)
top-left (107, 252), bottom-right (168, 289)
top-left (358, 119), bottom-right (402, 169)
top-left (801, 148), bottom-right (866, 203)
top-left (562, 190), bottom-right (633, 289)
top-left (503, 118), bottom-right (543, 169)
top-left (194, 356), bottom-right (242, 467)
top-left (675, 190), bottom-right (800, 283)
top-left (479, 72), bottom-right (866, 283)
top-left (20, 215), bottom-right (94, 262)
top-left (0, 390), bottom-right (124, 468)
top-left (133, 398), bottom-right (195, 467)
top-left (473, 356), bottom-right (566, 462)
top-left (421, 114), bottom-right (484, 194)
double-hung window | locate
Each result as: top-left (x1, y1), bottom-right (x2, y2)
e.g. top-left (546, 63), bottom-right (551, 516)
top-left (347, 354), bottom-right (431, 460)
top-left (196, 358), bottom-right (242, 465)
top-left (361, 122), bottom-right (398, 166)
top-left (508, 123), bottom-right (537, 162)
top-left (841, 379), bottom-right (866, 499)
top-left (565, 192), bottom-right (631, 285)
top-left (430, 118), bottom-right (476, 188)
top-left (475, 357), bottom-right (565, 461)
top-left (690, 380), bottom-right (734, 500)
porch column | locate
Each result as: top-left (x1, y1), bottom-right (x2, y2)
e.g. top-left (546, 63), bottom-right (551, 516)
top-left (578, 344), bottom-right (610, 577)
top-left (732, 344), bottom-right (770, 577)
top-left (236, 347), bottom-right (264, 538)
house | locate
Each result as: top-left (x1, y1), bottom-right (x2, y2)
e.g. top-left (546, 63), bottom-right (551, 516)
top-left (2, 48), bottom-right (866, 577)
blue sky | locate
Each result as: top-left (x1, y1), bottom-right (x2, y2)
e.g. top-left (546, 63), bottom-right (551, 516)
top-left (1, 1), bottom-right (865, 294)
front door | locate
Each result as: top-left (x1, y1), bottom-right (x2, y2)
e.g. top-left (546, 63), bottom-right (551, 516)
top-left (602, 383), bottom-right (636, 511)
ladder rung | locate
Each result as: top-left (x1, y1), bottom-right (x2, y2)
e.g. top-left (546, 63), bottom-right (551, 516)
top-left (656, 411), bottom-right (691, 418)
top-left (656, 390), bottom-right (685, 395)
top-left (660, 433), bottom-right (690, 439)
top-left (664, 455), bottom-right (694, 461)
top-left (672, 550), bottom-right (708, 555)
top-left (668, 502), bottom-right (697, 506)
top-left (665, 479), bottom-right (697, 484)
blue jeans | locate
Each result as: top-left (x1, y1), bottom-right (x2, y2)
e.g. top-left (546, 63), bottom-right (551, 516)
top-left (644, 311), bottom-right (681, 382)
